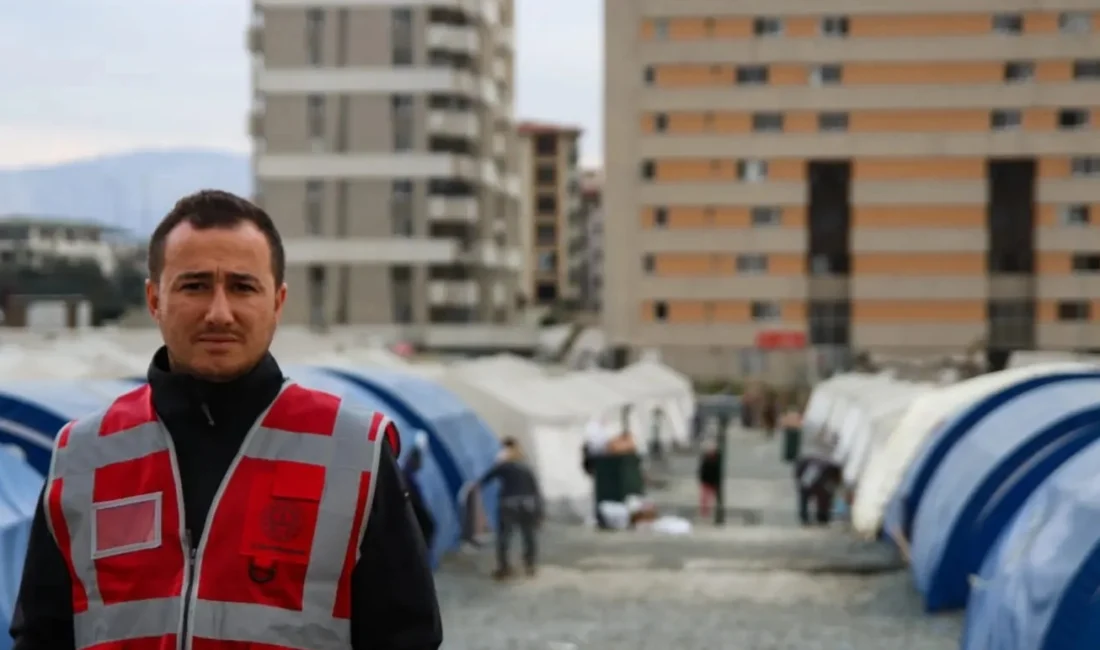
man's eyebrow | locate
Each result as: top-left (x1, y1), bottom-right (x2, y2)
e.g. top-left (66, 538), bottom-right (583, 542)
top-left (227, 272), bottom-right (261, 283)
top-left (174, 271), bottom-right (261, 283)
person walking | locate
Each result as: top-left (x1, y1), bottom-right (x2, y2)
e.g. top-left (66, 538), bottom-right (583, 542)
top-left (10, 190), bottom-right (442, 650)
top-left (479, 437), bottom-right (543, 580)
top-left (794, 437), bottom-right (842, 526)
top-left (697, 441), bottom-right (722, 519)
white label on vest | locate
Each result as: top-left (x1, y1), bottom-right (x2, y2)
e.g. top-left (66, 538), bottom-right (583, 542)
top-left (91, 492), bottom-right (164, 560)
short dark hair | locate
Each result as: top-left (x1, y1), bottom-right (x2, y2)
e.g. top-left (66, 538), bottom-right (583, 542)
top-left (147, 189), bottom-right (285, 285)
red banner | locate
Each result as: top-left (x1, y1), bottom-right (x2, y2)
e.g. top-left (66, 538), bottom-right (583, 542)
top-left (755, 330), bottom-right (807, 350)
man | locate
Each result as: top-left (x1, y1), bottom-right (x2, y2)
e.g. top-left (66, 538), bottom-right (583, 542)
top-left (10, 190), bottom-right (442, 649)
top-left (478, 437), bottom-right (542, 579)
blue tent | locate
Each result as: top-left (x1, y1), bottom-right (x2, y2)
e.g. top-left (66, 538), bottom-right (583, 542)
top-left (283, 366), bottom-right (458, 567)
top-left (888, 371), bottom-right (1100, 540)
top-left (0, 451), bottom-right (46, 650)
top-left (909, 374), bottom-right (1100, 611)
top-left (0, 380), bottom-right (143, 477)
top-left (963, 438), bottom-right (1100, 650)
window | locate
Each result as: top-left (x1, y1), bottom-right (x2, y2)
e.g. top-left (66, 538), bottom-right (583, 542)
top-left (1059, 108), bottom-right (1090, 129)
top-left (535, 224), bottom-right (556, 245)
top-left (751, 206), bottom-right (782, 227)
top-left (992, 13), bottom-right (1023, 34)
top-left (1060, 12), bottom-right (1092, 34)
top-left (391, 180), bottom-right (413, 236)
top-left (1072, 253), bottom-right (1100, 272)
top-left (534, 134), bottom-right (557, 156)
top-left (305, 180), bottom-right (323, 234)
top-left (307, 9), bottom-right (324, 66)
top-left (703, 17), bottom-right (716, 36)
top-left (652, 301), bottom-right (668, 321)
top-left (821, 16), bottom-right (849, 37)
top-left (738, 160), bottom-right (768, 182)
top-left (654, 206), bottom-right (668, 227)
top-left (643, 66), bottom-right (655, 85)
top-left (1061, 204), bottom-right (1090, 225)
top-left (640, 160), bottom-right (655, 179)
top-left (811, 64), bottom-right (842, 86)
top-left (1057, 300), bottom-right (1091, 321)
top-left (1004, 61), bottom-right (1035, 82)
top-left (736, 254), bottom-right (768, 274)
top-left (390, 267), bottom-right (412, 324)
top-left (1073, 60), bottom-right (1100, 80)
top-left (1072, 157), bottom-right (1100, 176)
top-left (391, 95), bottom-right (414, 150)
top-left (642, 254), bottom-right (655, 273)
top-left (392, 8), bottom-right (413, 65)
top-left (750, 301), bottom-right (781, 321)
top-left (752, 112), bottom-right (783, 133)
top-left (536, 195), bottom-right (557, 214)
top-left (654, 113), bottom-right (668, 132)
top-left (535, 164), bottom-right (557, 185)
top-left (818, 112), bottom-right (849, 132)
top-left (653, 18), bottom-right (669, 39)
top-left (736, 66), bottom-right (769, 85)
top-left (308, 266), bottom-right (326, 329)
top-left (991, 109), bottom-right (1022, 130)
top-left (753, 17), bottom-right (783, 36)
top-left (307, 94), bottom-right (325, 146)
top-left (537, 251), bottom-right (557, 272)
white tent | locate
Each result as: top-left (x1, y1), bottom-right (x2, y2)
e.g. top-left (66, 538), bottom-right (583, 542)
top-left (617, 361), bottom-right (695, 441)
top-left (836, 383), bottom-right (933, 489)
top-left (437, 372), bottom-right (628, 516)
top-left (850, 361), bottom-right (1100, 538)
top-left (574, 365), bottom-right (694, 447)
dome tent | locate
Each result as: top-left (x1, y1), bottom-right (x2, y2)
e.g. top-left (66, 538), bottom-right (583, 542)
top-left (0, 380), bottom-right (143, 476)
top-left (963, 437), bottom-right (1100, 650)
top-left (283, 366), bottom-right (458, 567)
top-left (886, 370), bottom-right (1100, 542)
top-left (0, 450), bottom-right (43, 650)
top-left (908, 373), bottom-right (1100, 612)
top-left (323, 367), bottom-right (501, 550)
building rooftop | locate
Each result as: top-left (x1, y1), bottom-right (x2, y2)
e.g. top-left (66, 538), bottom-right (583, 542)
top-left (0, 214), bottom-right (125, 233)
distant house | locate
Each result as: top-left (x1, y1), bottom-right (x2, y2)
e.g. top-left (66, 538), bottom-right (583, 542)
top-left (0, 215), bottom-right (144, 276)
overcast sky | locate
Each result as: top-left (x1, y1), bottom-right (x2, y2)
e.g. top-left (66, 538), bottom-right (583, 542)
top-left (0, 0), bottom-right (602, 169)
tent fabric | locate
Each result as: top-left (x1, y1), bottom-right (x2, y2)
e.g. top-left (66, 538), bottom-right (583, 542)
top-left (851, 362), bottom-right (1098, 538)
top-left (0, 450), bottom-right (45, 650)
top-left (908, 375), bottom-right (1100, 612)
top-left (0, 380), bottom-right (142, 476)
top-left (889, 371), bottom-right (1100, 541)
top-left (838, 385), bottom-right (930, 489)
top-left (323, 367), bottom-right (501, 548)
top-left (283, 366), bottom-right (459, 567)
top-left (963, 437), bottom-right (1100, 650)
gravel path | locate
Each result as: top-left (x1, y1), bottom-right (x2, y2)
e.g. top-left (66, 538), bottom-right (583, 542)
top-left (434, 429), bottom-right (963, 649)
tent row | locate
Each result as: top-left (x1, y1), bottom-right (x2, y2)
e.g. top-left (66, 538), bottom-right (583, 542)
top-left (805, 362), bottom-right (1100, 650)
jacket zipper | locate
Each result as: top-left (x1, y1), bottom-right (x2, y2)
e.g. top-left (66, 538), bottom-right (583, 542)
top-left (181, 531), bottom-right (197, 649)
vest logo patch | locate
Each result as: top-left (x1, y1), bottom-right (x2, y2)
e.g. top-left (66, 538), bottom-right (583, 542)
top-left (261, 499), bottom-right (305, 544)
top-left (91, 492), bottom-right (163, 560)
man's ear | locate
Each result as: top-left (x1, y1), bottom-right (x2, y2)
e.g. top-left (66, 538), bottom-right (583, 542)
top-left (145, 278), bottom-right (159, 320)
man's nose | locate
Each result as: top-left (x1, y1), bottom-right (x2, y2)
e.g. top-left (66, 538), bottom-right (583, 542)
top-left (204, 284), bottom-right (234, 325)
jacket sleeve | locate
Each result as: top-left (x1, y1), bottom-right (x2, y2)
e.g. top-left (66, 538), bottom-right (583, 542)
top-left (9, 485), bottom-right (77, 650)
top-left (351, 443), bottom-right (442, 650)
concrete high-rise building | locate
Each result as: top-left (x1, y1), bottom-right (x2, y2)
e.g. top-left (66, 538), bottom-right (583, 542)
top-left (248, 1), bottom-right (521, 329)
top-left (604, 1), bottom-right (1100, 380)
top-left (575, 169), bottom-right (605, 314)
top-left (515, 121), bottom-right (582, 308)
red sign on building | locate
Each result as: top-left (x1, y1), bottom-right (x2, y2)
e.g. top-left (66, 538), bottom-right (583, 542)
top-left (755, 330), bottom-right (807, 350)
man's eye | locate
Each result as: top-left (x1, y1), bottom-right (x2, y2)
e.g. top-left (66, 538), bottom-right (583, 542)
top-left (181, 282), bottom-right (205, 291)
top-left (234, 283), bottom-right (257, 292)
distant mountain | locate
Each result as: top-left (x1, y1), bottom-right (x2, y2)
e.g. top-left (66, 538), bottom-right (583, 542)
top-left (0, 150), bottom-right (251, 235)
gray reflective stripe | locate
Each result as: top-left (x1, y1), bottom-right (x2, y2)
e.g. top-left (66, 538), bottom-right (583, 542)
top-left (50, 385), bottom-right (385, 649)
top-left (73, 597), bottom-right (180, 645)
top-left (189, 602), bottom-right (349, 650)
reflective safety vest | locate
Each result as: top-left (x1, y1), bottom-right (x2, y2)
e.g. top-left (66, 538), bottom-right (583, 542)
top-left (43, 382), bottom-right (397, 650)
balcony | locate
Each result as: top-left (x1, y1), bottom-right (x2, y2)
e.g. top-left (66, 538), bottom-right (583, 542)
top-left (246, 24), bottom-right (263, 53)
top-left (492, 132), bottom-right (507, 157)
top-left (494, 25), bottom-right (514, 52)
top-left (428, 197), bottom-right (478, 223)
top-left (283, 237), bottom-right (458, 265)
top-left (492, 58), bottom-right (508, 82)
top-left (426, 24), bottom-right (480, 56)
top-left (428, 110), bottom-right (479, 140)
top-left (428, 280), bottom-right (480, 306)
top-left (247, 109), bottom-right (264, 138)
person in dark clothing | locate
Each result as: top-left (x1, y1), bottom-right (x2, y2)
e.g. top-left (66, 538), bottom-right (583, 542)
top-left (479, 437), bottom-right (543, 579)
top-left (697, 444), bottom-right (722, 518)
top-left (794, 454), bottom-right (842, 526)
top-left (10, 190), bottom-right (442, 650)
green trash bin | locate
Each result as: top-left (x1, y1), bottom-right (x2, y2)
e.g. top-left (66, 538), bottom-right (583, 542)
top-left (782, 426), bottom-right (802, 463)
top-left (591, 453), bottom-right (646, 504)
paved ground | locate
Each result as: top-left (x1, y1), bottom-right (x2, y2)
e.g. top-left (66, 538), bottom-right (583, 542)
top-left (435, 428), bottom-right (963, 649)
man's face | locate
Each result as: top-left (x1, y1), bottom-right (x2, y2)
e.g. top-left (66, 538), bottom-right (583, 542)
top-left (145, 220), bottom-right (286, 381)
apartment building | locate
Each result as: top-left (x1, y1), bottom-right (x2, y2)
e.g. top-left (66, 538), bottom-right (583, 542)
top-left (248, 0), bottom-right (520, 328)
top-left (604, 0), bottom-right (1100, 380)
top-left (516, 121), bottom-right (582, 308)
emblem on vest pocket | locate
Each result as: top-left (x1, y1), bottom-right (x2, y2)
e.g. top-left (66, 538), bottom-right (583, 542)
top-left (90, 493), bottom-right (163, 560)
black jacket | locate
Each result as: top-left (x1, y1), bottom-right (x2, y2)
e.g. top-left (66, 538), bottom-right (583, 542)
top-left (9, 348), bottom-right (442, 650)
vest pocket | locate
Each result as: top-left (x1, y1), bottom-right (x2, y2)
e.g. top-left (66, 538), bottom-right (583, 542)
top-left (242, 461), bottom-right (324, 564)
